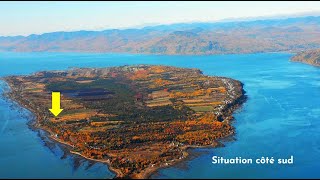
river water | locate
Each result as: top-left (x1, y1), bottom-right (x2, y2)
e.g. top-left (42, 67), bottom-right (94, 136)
top-left (0, 52), bottom-right (319, 178)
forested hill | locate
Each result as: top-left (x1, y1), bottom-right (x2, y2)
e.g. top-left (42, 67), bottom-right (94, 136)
top-left (291, 49), bottom-right (320, 66)
top-left (1, 16), bottom-right (320, 55)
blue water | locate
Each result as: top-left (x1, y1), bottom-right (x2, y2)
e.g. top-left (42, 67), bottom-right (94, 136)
top-left (0, 52), bottom-right (319, 178)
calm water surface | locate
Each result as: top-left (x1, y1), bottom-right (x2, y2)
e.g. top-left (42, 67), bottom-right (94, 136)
top-left (0, 52), bottom-right (319, 178)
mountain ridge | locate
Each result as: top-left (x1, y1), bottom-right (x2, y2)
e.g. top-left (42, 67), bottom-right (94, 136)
top-left (1, 16), bottom-right (320, 55)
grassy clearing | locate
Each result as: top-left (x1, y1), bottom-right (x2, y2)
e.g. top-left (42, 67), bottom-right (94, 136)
top-left (190, 106), bottom-right (214, 112)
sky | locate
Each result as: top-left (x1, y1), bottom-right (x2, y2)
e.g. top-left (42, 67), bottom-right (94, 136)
top-left (1, 1), bottom-right (320, 36)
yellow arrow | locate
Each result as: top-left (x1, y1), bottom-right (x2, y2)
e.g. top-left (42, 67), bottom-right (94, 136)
top-left (49, 92), bottom-right (63, 117)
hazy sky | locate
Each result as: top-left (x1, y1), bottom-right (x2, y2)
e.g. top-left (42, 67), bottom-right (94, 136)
top-left (2, 1), bottom-right (320, 36)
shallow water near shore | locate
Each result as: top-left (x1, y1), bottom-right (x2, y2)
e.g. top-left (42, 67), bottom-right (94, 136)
top-left (0, 52), bottom-right (319, 178)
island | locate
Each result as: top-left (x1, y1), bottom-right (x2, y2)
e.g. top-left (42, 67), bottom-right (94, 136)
top-left (291, 49), bottom-right (320, 67)
top-left (3, 65), bottom-right (246, 178)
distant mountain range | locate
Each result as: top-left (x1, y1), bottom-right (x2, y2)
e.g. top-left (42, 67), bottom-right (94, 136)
top-left (1, 16), bottom-right (320, 55)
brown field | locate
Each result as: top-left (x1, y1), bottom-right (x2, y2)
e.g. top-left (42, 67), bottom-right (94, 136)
top-left (50, 111), bottom-right (97, 122)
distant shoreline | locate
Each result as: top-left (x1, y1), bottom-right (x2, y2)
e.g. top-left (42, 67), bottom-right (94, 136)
top-left (0, 50), bottom-right (295, 57)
